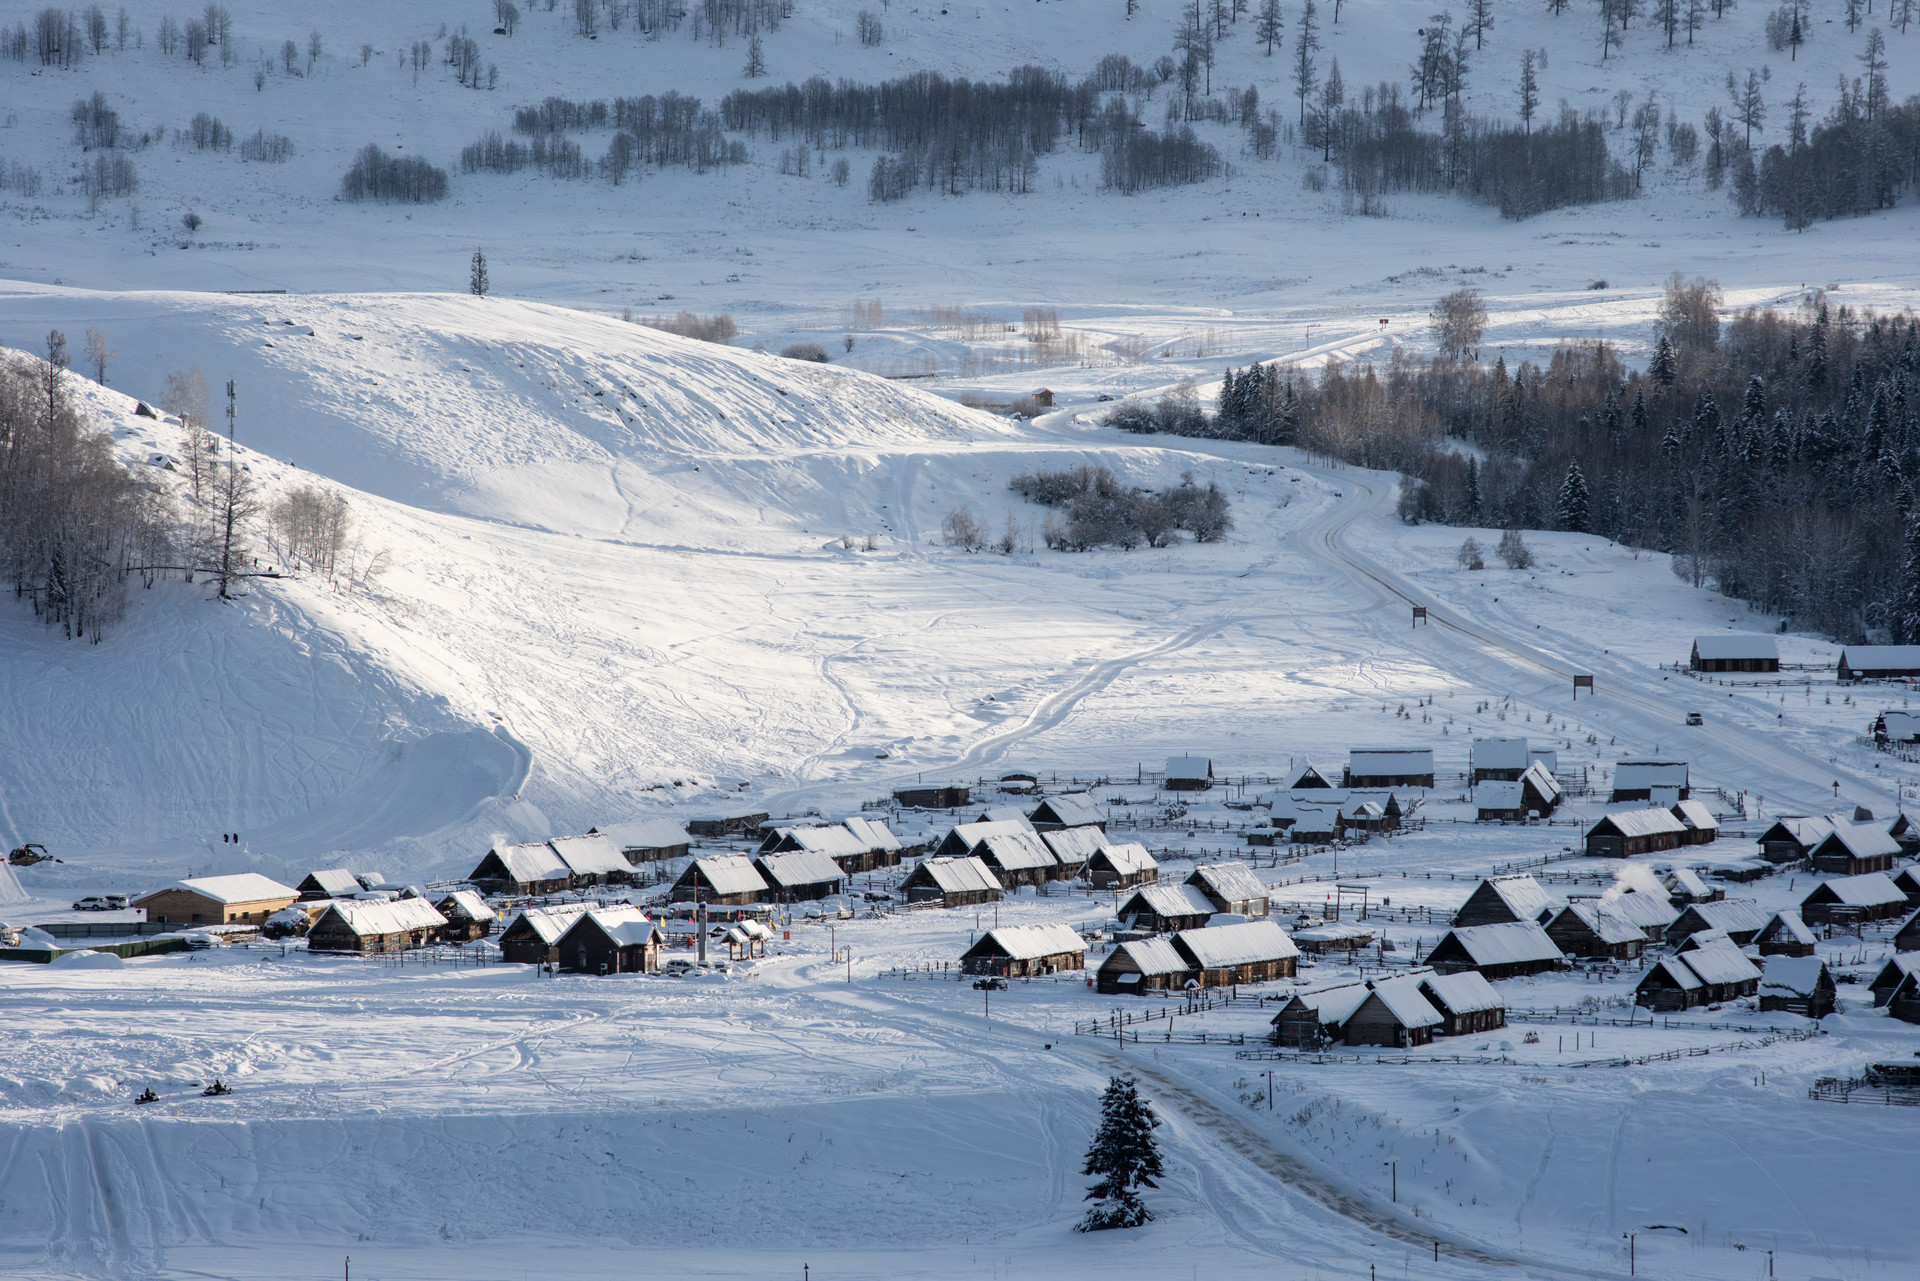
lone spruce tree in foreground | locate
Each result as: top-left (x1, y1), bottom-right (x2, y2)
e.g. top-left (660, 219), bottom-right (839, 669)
top-left (469, 249), bottom-right (490, 297)
top-left (1079, 1076), bottom-right (1164, 1231)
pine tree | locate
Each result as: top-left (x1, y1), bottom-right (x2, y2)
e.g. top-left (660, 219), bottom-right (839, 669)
top-left (1898, 512), bottom-right (1920, 644)
top-left (1661, 420), bottom-right (1683, 455)
top-left (1650, 334), bottom-right (1677, 386)
top-left (1558, 460), bottom-right (1591, 532)
top-left (1631, 388), bottom-right (1649, 438)
top-left (1692, 389), bottom-right (1721, 442)
top-left (470, 248), bottom-right (490, 297)
top-left (1079, 1076), bottom-right (1164, 1232)
top-left (1464, 454), bottom-right (1481, 520)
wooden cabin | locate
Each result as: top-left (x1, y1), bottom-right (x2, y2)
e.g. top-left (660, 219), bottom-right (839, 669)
top-left (1345, 749), bottom-right (1434, 789)
top-left (1292, 922), bottom-right (1375, 954)
top-left (296, 868), bottom-right (364, 901)
top-left (842, 816), bottom-right (904, 869)
top-left (496, 904), bottom-right (591, 964)
top-left (974, 831), bottom-right (1059, 889)
top-left (434, 889), bottom-right (498, 941)
top-left (752, 849), bottom-right (847, 901)
top-left (1690, 634), bottom-right (1780, 673)
top-left (958, 923), bottom-right (1085, 977)
top-left (1665, 899), bottom-right (1769, 946)
top-left (1664, 867), bottom-right (1722, 905)
top-left (1636, 957), bottom-right (1707, 1011)
top-left (1756, 816), bottom-right (1833, 865)
top-left (1585, 808), bottom-right (1689, 858)
top-left (1808, 822), bottom-right (1900, 875)
top-left (307, 897), bottom-right (447, 953)
top-left (1472, 762), bottom-right (1561, 820)
top-left (1095, 937), bottom-right (1191, 995)
top-left (1898, 907), bottom-right (1920, 953)
top-left (900, 856), bottom-right (1003, 907)
top-left (1609, 761), bottom-right (1690, 803)
top-left (685, 812), bottom-right (770, 837)
top-left (1800, 872), bottom-right (1908, 925)
top-left (1470, 737), bottom-right (1535, 783)
top-left (1423, 922), bottom-right (1567, 980)
top-left (1676, 938), bottom-right (1762, 1002)
top-left (1753, 911), bottom-right (1816, 957)
top-left (1164, 756), bottom-right (1215, 791)
top-left (932, 819), bottom-right (1030, 861)
top-left (1758, 955), bottom-right (1836, 1019)
top-left (1892, 867), bottom-right (1920, 906)
top-left (1544, 902), bottom-right (1645, 960)
top-left (469, 842), bottom-right (573, 896)
top-left (1869, 954), bottom-right (1920, 1006)
top-left (1454, 874), bottom-right (1554, 928)
top-left (669, 854), bottom-right (770, 905)
top-left (1838, 644), bottom-right (1920, 682)
top-left (133, 873), bottom-right (300, 926)
top-left (1670, 800), bottom-right (1720, 845)
top-left (1117, 884), bottom-right (1218, 934)
top-left (592, 817), bottom-right (692, 863)
top-left (1288, 806), bottom-right (1341, 843)
top-left (1607, 888), bottom-right (1681, 940)
top-left (1083, 842), bottom-right (1158, 890)
top-left (892, 785), bottom-right (970, 809)
top-left (758, 824), bottom-right (871, 874)
top-left (1285, 760), bottom-right (1338, 789)
top-left (554, 907), bottom-right (663, 975)
top-left (548, 834), bottom-right (635, 886)
top-left (1269, 984), bottom-right (1371, 1048)
top-left (1888, 971), bottom-right (1920, 1024)
top-left (1418, 970), bottom-right (1507, 1036)
top-left (1186, 862), bottom-right (1270, 917)
top-left (1343, 976), bottom-right (1445, 1047)
top-left (1170, 920), bottom-right (1299, 986)
top-left (1029, 794), bottom-right (1106, 832)
top-left (1042, 826), bottom-right (1107, 880)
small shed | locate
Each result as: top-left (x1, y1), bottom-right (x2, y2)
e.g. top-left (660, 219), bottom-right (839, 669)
top-left (1585, 808), bottom-right (1689, 858)
top-left (1544, 902), bottom-right (1646, 960)
top-left (685, 812), bottom-right (770, 838)
top-left (1665, 898), bottom-right (1769, 945)
top-left (554, 906), bottom-right (663, 975)
top-left (469, 842), bottom-right (573, 896)
top-left (1878, 710), bottom-right (1920, 743)
top-left (1454, 875), bottom-right (1555, 928)
top-left (1610, 761), bottom-right (1690, 803)
top-left (1029, 794), bottom-right (1106, 832)
top-left (899, 856), bottom-right (1002, 907)
top-left (1345, 749), bottom-right (1434, 789)
top-left (1758, 955), bottom-right (1836, 1018)
top-left (1186, 862), bottom-right (1270, 917)
top-left (893, 785), bottom-right (971, 809)
top-left (434, 889), bottom-right (498, 941)
top-left (1869, 953), bottom-right (1920, 1006)
top-left (1095, 937), bottom-right (1190, 994)
top-left (1292, 922), bottom-right (1375, 953)
top-left (1838, 644), bottom-right (1920, 681)
top-left (133, 874), bottom-right (300, 927)
top-left (548, 834), bottom-right (634, 886)
top-left (496, 903), bottom-right (591, 964)
top-left (1164, 756), bottom-right (1215, 791)
top-left (1270, 983), bottom-right (1370, 1048)
top-left (932, 819), bottom-right (1031, 861)
top-left (1418, 970), bottom-right (1506, 1036)
top-left (1170, 919), bottom-right (1299, 986)
top-left (296, 868), bottom-right (364, 902)
top-left (1690, 634), bottom-right (1780, 672)
top-left (958, 922), bottom-right (1086, 977)
top-left (1636, 957), bottom-right (1708, 1011)
top-left (1755, 816), bottom-right (1834, 864)
top-left (1083, 842), bottom-right (1158, 890)
top-left (1808, 822), bottom-right (1900, 875)
top-left (1800, 871), bottom-right (1908, 925)
top-left (1343, 975), bottom-right (1445, 1047)
top-left (670, 854), bottom-right (770, 905)
top-left (753, 849), bottom-right (847, 901)
top-left (307, 898), bottom-right (447, 953)
top-left (1664, 866), bottom-right (1722, 904)
top-left (1117, 884), bottom-right (1218, 933)
top-left (1043, 826), bottom-right (1108, 880)
top-left (1753, 911), bottom-right (1816, 957)
top-left (1423, 922), bottom-right (1567, 980)
top-left (1670, 800), bottom-right (1720, 845)
top-left (974, 831), bottom-right (1060, 888)
top-left (593, 817), bottom-right (692, 863)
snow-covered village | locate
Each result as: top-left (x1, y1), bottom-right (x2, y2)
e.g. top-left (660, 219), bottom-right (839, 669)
top-left (3, 0), bottom-right (1920, 1276)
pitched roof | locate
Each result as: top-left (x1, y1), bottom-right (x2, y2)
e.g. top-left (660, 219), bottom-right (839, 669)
top-left (1551, 902), bottom-right (1645, 946)
top-left (548, 834), bottom-right (630, 877)
top-left (1437, 921), bottom-right (1564, 966)
top-left (1473, 780), bottom-right (1526, 808)
top-left (318, 897), bottom-right (448, 936)
top-left (1091, 842), bottom-right (1157, 876)
top-left (1188, 862), bottom-right (1269, 904)
top-left (300, 868), bottom-right (363, 897)
top-left (485, 842), bottom-right (571, 883)
top-left (1693, 634), bottom-right (1780, 661)
top-left (1678, 940), bottom-right (1761, 986)
top-left (967, 922), bottom-right (1084, 961)
top-left (1349, 749), bottom-right (1434, 774)
top-left (1471, 738), bottom-right (1533, 771)
top-left (1275, 982), bottom-right (1371, 1024)
top-left (1165, 755), bottom-right (1213, 780)
top-left (1120, 884), bottom-right (1218, 921)
top-left (1284, 761), bottom-right (1337, 789)
top-left (438, 889), bottom-right (497, 922)
top-left (913, 856), bottom-right (1000, 894)
top-left (1420, 969), bottom-right (1505, 1015)
top-left (755, 848), bottom-right (846, 888)
top-left (1033, 794), bottom-right (1105, 828)
top-left (1805, 871), bottom-right (1906, 907)
top-left (1101, 937), bottom-right (1189, 977)
top-left (141, 873), bottom-right (299, 905)
top-left (570, 904), bottom-right (662, 947)
top-left (1758, 954), bottom-right (1829, 998)
top-left (595, 817), bottom-right (691, 850)
top-left (1813, 821), bottom-right (1902, 861)
top-left (1288, 805), bottom-right (1340, 833)
top-left (1365, 974), bottom-right (1445, 1028)
top-left (1840, 644), bottom-right (1920, 670)
top-left (1043, 826), bottom-right (1107, 867)
top-left (1666, 867), bottom-right (1713, 898)
top-left (1593, 807), bottom-right (1690, 839)
top-left (769, 824), bottom-right (868, 858)
top-left (1612, 761), bottom-right (1689, 790)
top-left (977, 831), bottom-right (1058, 872)
top-left (1882, 710), bottom-right (1920, 740)
top-left (1678, 899), bottom-right (1770, 934)
top-left (1759, 911), bottom-right (1815, 945)
top-left (1671, 800), bottom-right (1719, 832)
top-left (1643, 957), bottom-right (1704, 991)
top-left (1173, 919), bottom-right (1299, 968)
top-left (982, 805), bottom-right (1038, 828)
top-left (842, 815), bottom-right (901, 852)
top-left (1605, 890), bottom-right (1680, 929)
top-left (945, 819), bottom-right (1030, 851)
top-left (1478, 875), bottom-right (1554, 922)
top-left (501, 902), bottom-right (591, 944)
top-left (1758, 815), bottom-right (1835, 848)
top-left (687, 854), bottom-right (769, 897)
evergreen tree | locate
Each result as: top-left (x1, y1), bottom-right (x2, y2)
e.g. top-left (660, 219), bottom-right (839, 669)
top-left (1661, 420), bottom-right (1683, 455)
top-left (1692, 389), bottom-right (1721, 442)
top-left (1558, 460), bottom-right (1591, 532)
top-left (1464, 454), bottom-right (1481, 520)
top-left (1650, 334), bottom-right (1677, 386)
top-left (1079, 1076), bottom-right (1164, 1232)
top-left (1898, 512), bottom-right (1920, 644)
top-left (1631, 387), bottom-right (1649, 438)
top-left (470, 248), bottom-right (490, 297)
top-left (1602, 391), bottom-right (1622, 444)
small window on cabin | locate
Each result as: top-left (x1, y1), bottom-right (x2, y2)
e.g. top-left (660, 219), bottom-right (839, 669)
top-left (192, 913), bottom-right (203, 922)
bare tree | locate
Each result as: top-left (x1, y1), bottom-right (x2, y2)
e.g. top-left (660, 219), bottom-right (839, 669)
top-left (163, 367), bottom-right (213, 501)
top-left (1431, 288), bottom-right (1488, 360)
top-left (1657, 272), bottom-right (1723, 351)
top-left (281, 38), bottom-right (297, 73)
top-left (1725, 66), bottom-right (1766, 147)
top-left (1517, 49), bottom-right (1539, 134)
top-left (942, 505), bottom-right (986, 551)
top-left (83, 327), bottom-right (114, 384)
top-left (306, 28), bottom-right (320, 73)
top-left (1291, 0), bottom-right (1319, 124)
top-left (1255, 0), bottom-right (1282, 52)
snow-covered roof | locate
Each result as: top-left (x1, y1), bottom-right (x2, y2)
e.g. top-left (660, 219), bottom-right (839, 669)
top-left (1474, 780), bottom-right (1525, 808)
top-left (755, 848), bottom-right (846, 888)
top-left (1283, 761), bottom-right (1337, 789)
top-left (1471, 737), bottom-right (1532, 771)
top-left (1644, 957), bottom-right (1703, 991)
top-left (1693, 634), bottom-right (1779, 661)
top-left (688, 854), bottom-right (769, 897)
top-left (1188, 862), bottom-right (1269, 904)
top-left (1759, 911), bottom-right (1815, 945)
top-left (1605, 890), bottom-right (1680, 929)
top-left (1102, 937), bottom-right (1189, 977)
top-left (914, 856), bottom-right (1000, 894)
top-left (1342, 800), bottom-right (1385, 820)
top-left (1666, 867), bottom-right (1713, 898)
top-left (978, 831), bottom-right (1058, 872)
top-left (1173, 919), bottom-right (1299, 968)
top-left (1043, 826), bottom-right (1107, 867)
top-left (1092, 842), bottom-right (1157, 876)
top-left (1348, 749), bottom-right (1433, 774)
top-left (1613, 761), bottom-right (1689, 790)
top-left (1120, 884), bottom-right (1218, 921)
top-left (970, 922), bottom-right (1084, 961)
top-left (1419, 970), bottom-right (1504, 1015)
top-left (301, 868), bottom-right (363, 897)
top-left (1292, 922), bottom-right (1375, 943)
top-left (1678, 940), bottom-right (1761, 986)
top-left (1759, 954), bottom-right (1828, 998)
top-left (1814, 822), bottom-right (1902, 861)
top-left (1479, 875), bottom-right (1553, 922)
top-left (573, 904), bottom-right (661, 947)
top-left (1680, 899), bottom-right (1770, 934)
top-left (318, 897), bottom-right (447, 936)
top-left (771, 824), bottom-right (868, 858)
top-left (945, 819), bottom-right (1030, 851)
top-left (595, 817), bottom-right (691, 850)
top-left (1671, 800), bottom-right (1719, 832)
top-left (1521, 760), bottom-right (1562, 801)
top-left (1807, 871), bottom-right (1906, 907)
top-left (1760, 815), bottom-right (1835, 848)
top-left (842, 815), bottom-right (901, 852)
top-left (140, 873), bottom-right (299, 905)
top-left (1552, 902), bottom-right (1645, 946)
top-left (1439, 922), bottom-right (1563, 966)
top-left (438, 889), bottom-right (497, 922)
top-left (1883, 710), bottom-right (1920, 740)
top-left (487, 842), bottom-right (572, 883)
top-left (1279, 982), bottom-right (1372, 1024)
top-left (548, 834), bottom-right (630, 877)
top-left (1165, 756), bottom-right (1213, 780)
top-left (982, 805), bottom-right (1037, 829)
top-left (1365, 974), bottom-right (1445, 1028)
top-left (1594, 807), bottom-right (1689, 838)
top-left (503, 902), bottom-right (591, 944)
top-left (1840, 644), bottom-right (1920, 671)
top-left (1033, 794), bottom-right (1105, 828)
top-left (1288, 805), bottom-right (1340, 832)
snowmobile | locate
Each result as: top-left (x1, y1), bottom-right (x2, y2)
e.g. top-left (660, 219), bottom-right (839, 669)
top-left (201, 1080), bottom-right (231, 1097)
top-left (134, 1088), bottom-right (159, 1105)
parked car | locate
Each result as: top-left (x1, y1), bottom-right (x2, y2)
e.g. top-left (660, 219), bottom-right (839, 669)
top-left (1685, 711), bottom-right (1704, 726)
top-left (663, 958), bottom-right (697, 977)
top-left (72, 895), bottom-right (128, 911)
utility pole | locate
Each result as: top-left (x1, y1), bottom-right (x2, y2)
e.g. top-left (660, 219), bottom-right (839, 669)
top-left (1622, 1231), bottom-right (1636, 1275)
top-left (1385, 1160), bottom-right (1397, 1201)
top-left (217, 380), bottom-right (241, 600)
